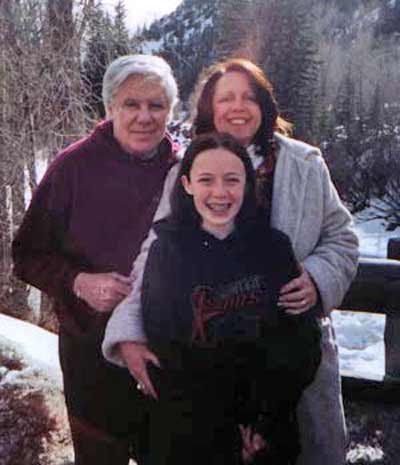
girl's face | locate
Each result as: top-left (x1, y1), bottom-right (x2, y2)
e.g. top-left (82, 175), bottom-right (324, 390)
top-left (182, 148), bottom-right (246, 239)
top-left (212, 71), bottom-right (262, 147)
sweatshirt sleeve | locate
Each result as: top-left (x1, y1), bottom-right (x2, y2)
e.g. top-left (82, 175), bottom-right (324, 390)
top-left (12, 160), bottom-right (86, 301)
top-left (102, 275), bottom-right (147, 367)
top-left (102, 164), bottom-right (180, 365)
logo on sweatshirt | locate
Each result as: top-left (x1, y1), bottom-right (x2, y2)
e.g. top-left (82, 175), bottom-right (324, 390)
top-left (191, 275), bottom-right (273, 343)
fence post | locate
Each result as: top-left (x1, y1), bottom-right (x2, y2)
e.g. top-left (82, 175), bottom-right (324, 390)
top-left (385, 240), bottom-right (400, 381)
top-left (384, 291), bottom-right (400, 380)
top-left (388, 238), bottom-right (400, 260)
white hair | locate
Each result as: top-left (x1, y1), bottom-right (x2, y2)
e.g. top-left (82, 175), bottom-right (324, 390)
top-left (102, 54), bottom-right (179, 118)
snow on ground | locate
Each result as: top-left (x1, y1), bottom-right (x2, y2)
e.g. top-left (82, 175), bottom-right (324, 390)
top-left (354, 212), bottom-right (400, 259)
top-left (332, 310), bottom-right (385, 380)
top-left (0, 309), bottom-right (386, 384)
top-left (331, 211), bottom-right (400, 380)
top-left (0, 313), bottom-right (62, 387)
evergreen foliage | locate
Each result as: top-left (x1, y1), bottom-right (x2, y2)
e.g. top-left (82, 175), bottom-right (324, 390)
top-left (82, 4), bottom-right (113, 118)
top-left (82, 0), bottom-right (135, 118)
top-left (256, 0), bottom-right (320, 142)
top-left (367, 95), bottom-right (400, 226)
top-left (214, 0), bottom-right (253, 60)
top-left (375, 0), bottom-right (400, 36)
top-left (327, 66), bottom-right (371, 211)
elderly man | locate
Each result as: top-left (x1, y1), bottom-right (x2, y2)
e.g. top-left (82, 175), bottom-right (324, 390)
top-left (12, 55), bottom-right (179, 465)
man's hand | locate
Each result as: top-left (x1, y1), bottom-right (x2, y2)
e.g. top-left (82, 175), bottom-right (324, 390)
top-left (120, 341), bottom-right (160, 400)
top-left (73, 272), bottom-right (133, 312)
top-left (278, 267), bottom-right (318, 314)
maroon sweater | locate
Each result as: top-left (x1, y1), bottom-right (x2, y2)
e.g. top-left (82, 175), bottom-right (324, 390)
top-left (12, 120), bottom-right (178, 335)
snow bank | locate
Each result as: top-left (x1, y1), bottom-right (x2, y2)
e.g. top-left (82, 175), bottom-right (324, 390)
top-left (0, 314), bottom-right (61, 387)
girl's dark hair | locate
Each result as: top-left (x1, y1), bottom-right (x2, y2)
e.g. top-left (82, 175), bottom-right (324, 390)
top-left (170, 132), bottom-right (258, 228)
top-left (192, 58), bottom-right (291, 158)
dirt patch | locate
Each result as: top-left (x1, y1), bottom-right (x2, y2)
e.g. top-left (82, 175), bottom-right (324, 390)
top-left (0, 345), bottom-right (73, 465)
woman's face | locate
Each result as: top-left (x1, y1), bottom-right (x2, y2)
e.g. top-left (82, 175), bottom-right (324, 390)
top-left (107, 75), bottom-right (170, 155)
top-left (212, 71), bottom-right (262, 147)
top-left (182, 148), bottom-right (246, 239)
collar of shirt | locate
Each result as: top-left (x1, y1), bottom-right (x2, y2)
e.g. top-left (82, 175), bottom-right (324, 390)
top-left (247, 144), bottom-right (264, 170)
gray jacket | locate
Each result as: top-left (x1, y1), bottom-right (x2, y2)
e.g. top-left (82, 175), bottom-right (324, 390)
top-left (102, 133), bottom-right (359, 366)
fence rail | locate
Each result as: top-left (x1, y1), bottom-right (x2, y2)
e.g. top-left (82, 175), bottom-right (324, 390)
top-left (338, 238), bottom-right (400, 401)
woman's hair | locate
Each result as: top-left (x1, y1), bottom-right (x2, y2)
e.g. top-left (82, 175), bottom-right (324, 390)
top-left (192, 58), bottom-right (291, 156)
top-left (102, 54), bottom-right (178, 119)
top-left (170, 132), bottom-right (258, 228)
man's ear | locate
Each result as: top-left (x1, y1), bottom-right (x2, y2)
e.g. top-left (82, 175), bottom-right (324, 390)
top-left (181, 175), bottom-right (193, 195)
top-left (106, 104), bottom-right (114, 119)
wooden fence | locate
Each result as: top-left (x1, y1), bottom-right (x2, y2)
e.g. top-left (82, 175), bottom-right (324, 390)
top-left (338, 238), bottom-right (400, 401)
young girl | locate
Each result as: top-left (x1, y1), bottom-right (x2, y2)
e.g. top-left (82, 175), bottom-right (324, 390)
top-left (135, 133), bottom-right (321, 464)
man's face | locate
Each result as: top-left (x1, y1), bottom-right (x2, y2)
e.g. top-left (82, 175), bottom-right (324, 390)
top-left (108, 75), bottom-right (170, 156)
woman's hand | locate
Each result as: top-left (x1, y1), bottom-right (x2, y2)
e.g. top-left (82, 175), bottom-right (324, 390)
top-left (278, 267), bottom-right (318, 314)
top-left (73, 272), bottom-right (133, 312)
top-left (239, 425), bottom-right (267, 463)
top-left (120, 341), bottom-right (160, 400)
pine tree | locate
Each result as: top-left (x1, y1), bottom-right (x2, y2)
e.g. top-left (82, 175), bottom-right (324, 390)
top-left (375, 0), bottom-right (400, 36)
top-left (82, 3), bottom-right (114, 118)
top-left (367, 84), bottom-right (400, 226)
top-left (329, 66), bottom-right (371, 211)
top-left (82, 0), bottom-right (134, 118)
top-left (112, 0), bottom-right (131, 56)
top-left (255, 0), bottom-right (320, 141)
top-left (366, 84), bottom-right (389, 198)
top-left (214, 0), bottom-right (253, 60)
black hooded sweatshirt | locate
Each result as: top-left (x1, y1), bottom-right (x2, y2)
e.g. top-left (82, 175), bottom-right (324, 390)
top-left (142, 217), bottom-right (320, 367)
top-left (141, 218), bottom-right (321, 464)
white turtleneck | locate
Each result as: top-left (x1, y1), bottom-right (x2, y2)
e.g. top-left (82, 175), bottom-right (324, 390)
top-left (246, 144), bottom-right (264, 170)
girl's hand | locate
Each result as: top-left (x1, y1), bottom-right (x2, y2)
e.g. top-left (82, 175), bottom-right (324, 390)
top-left (278, 267), bottom-right (318, 314)
top-left (119, 341), bottom-right (160, 400)
top-left (239, 424), bottom-right (267, 463)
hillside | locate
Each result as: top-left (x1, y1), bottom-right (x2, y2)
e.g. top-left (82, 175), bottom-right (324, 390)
top-left (138, 0), bottom-right (217, 101)
top-left (136, 0), bottom-right (399, 103)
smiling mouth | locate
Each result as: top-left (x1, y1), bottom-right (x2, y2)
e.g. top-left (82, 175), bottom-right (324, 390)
top-left (228, 118), bottom-right (249, 125)
top-left (207, 203), bottom-right (231, 213)
top-left (132, 130), bottom-right (154, 135)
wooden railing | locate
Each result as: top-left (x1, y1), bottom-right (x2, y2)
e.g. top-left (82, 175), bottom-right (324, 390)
top-left (338, 238), bottom-right (400, 401)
